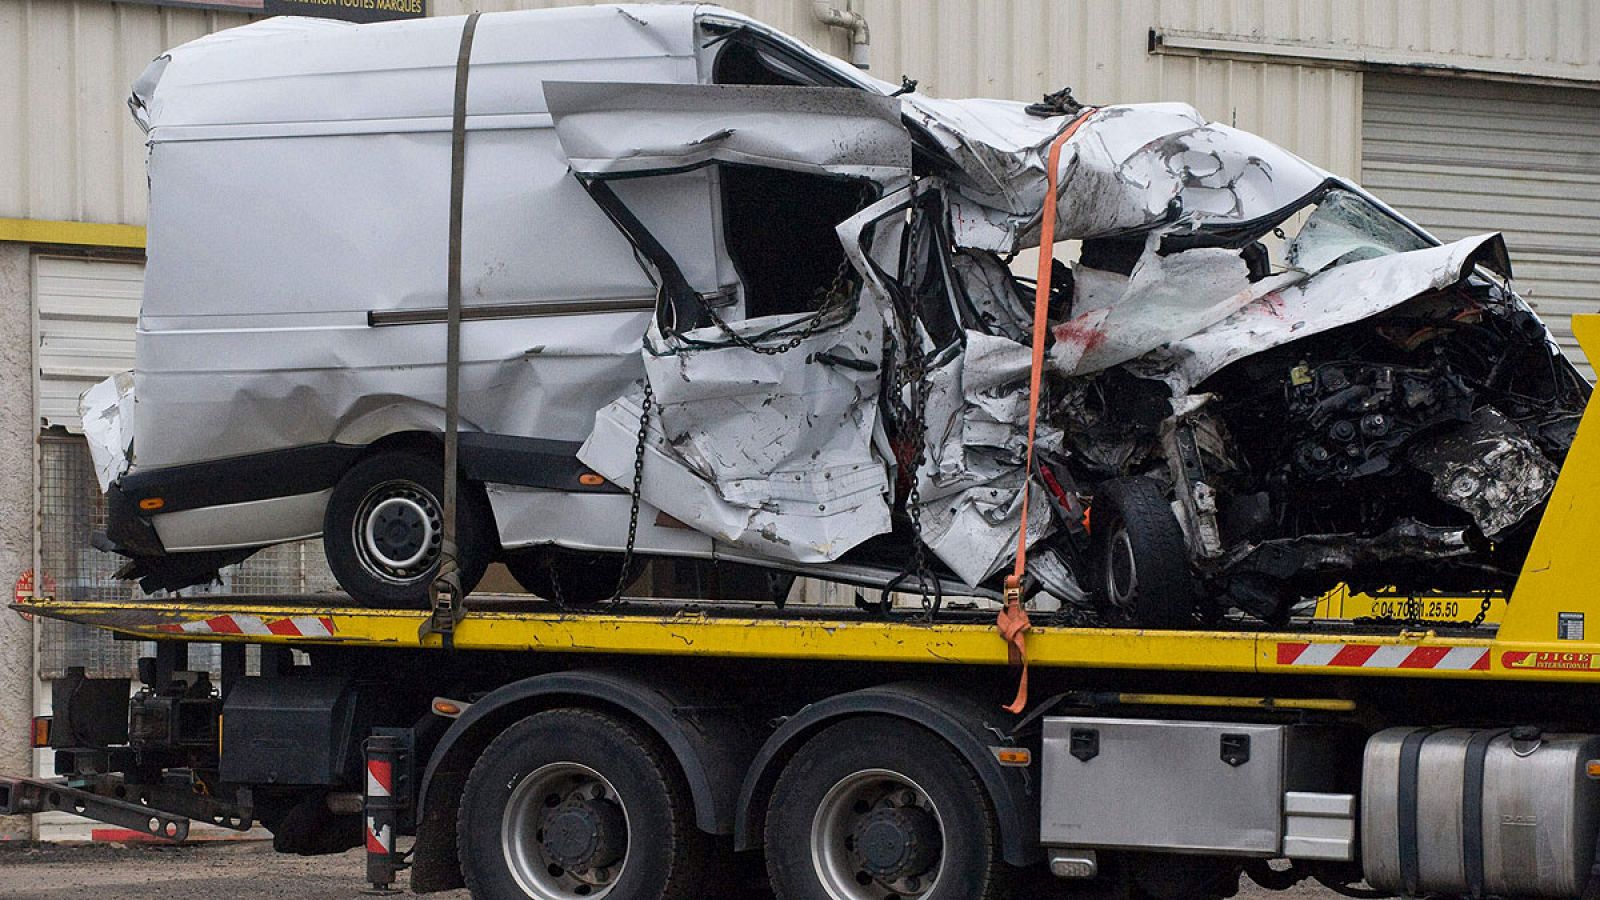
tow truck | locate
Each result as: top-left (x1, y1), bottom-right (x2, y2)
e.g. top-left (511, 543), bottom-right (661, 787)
top-left (6, 323), bottom-right (1600, 900)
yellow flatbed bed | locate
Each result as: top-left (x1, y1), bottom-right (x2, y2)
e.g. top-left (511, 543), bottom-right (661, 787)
top-left (11, 591), bottom-right (1593, 685)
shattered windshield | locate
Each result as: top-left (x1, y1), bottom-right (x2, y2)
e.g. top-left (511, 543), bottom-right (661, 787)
top-left (1273, 187), bottom-right (1433, 276)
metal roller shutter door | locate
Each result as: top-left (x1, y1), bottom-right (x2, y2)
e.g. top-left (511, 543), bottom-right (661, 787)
top-left (1362, 73), bottom-right (1600, 381)
top-left (34, 255), bottom-right (143, 432)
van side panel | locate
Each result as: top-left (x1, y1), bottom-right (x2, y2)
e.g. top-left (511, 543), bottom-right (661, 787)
top-left (132, 7), bottom-right (700, 471)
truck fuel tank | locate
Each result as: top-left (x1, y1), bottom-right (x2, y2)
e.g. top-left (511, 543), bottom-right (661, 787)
top-left (1363, 727), bottom-right (1600, 898)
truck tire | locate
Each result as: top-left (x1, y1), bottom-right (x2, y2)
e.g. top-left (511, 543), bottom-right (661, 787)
top-left (504, 550), bottom-right (640, 606)
top-left (764, 717), bottom-right (1012, 900)
top-left (323, 450), bottom-right (493, 609)
top-left (458, 708), bottom-right (709, 900)
top-left (1089, 477), bottom-right (1198, 629)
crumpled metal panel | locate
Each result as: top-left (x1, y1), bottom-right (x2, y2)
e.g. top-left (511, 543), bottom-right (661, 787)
top-left (1049, 243), bottom-right (1253, 377)
top-left (121, 7), bottom-right (698, 473)
top-left (80, 373), bottom-right (135, 493)
top-left (545, 81), bottom-right (911, 183)
top-left (905, 99), bottom-right (1329, 253)
top-left (1131, 232), bottom-right (1511, 396)
top-left (914, 331), bottom-right (1060, 586)
top-left (578, 303), bottom-right (891, 564)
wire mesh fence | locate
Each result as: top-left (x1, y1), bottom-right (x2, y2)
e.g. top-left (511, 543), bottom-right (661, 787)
top-left (36, 433), bottom-right (337, 679)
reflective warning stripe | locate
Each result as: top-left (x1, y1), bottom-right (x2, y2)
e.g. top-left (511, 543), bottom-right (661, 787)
top-left (367, 759), bottom-right (392, 799)
top-left (366, 818), bottom-right (391, 855)
top-left (157, 615), bottom-right (336, 638)
top-left (1276, 642), bottom-right (1489, 670)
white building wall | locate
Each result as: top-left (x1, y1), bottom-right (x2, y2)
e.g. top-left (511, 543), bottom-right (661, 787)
top-left (1160, 0), bottom-right (1600, 81)
top-left (8, 0), bottom-right (1599, 231)
top-left (0, 244), bottom-right (37, 837)
top-left (0, 0), bottom-right (253, 227)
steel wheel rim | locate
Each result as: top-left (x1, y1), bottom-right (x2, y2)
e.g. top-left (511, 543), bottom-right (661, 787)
top-left (809, 768), bottom-right (945, 900)
top-left (1107, 527), bottom-right (1138, 610)
top-left (502, 762), bottom-right (630, 900)
top-left (353, 480), bottom-right (442, 583)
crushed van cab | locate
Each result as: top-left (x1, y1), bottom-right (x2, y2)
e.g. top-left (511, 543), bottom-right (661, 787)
top-left (84, 4), bottom-right (1588, 625)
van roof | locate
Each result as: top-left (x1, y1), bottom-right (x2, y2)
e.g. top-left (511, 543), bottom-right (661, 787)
top-left (132, 4), bottom-right (710, 135)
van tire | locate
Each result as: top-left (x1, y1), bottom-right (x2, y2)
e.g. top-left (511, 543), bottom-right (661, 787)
top-left (322, 451), bottom-right (493, 609)
top-left (504, 550), bottom-right (641, 606)
top-left (1089, 477), bottom-right (1198, 629)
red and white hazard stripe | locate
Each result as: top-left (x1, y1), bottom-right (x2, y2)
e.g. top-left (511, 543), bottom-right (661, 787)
top-left (157, 614), bottom-right (336, 638)
top-left (1276, 641), bottom-right (1489, 670)
top-left (367, 758), bottom-right (393, 800)
top-left (366, 817), bottom-right (392, 855)
top-left (365, 758), bottom-right (394, 855)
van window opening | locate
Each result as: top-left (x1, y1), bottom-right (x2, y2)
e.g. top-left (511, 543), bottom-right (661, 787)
top-left (720, 167), bottom-right (875, 321)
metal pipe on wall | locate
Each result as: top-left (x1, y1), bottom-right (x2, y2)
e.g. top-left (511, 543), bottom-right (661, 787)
top-left (812, 0), bottom-right (870, 69)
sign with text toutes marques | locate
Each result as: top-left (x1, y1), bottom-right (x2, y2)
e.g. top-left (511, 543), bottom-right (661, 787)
top-left (116, 0), bottom-right (423, 24)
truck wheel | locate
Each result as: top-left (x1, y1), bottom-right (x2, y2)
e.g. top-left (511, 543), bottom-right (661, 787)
top-left (764, 717), bottom-right (1011, 900)
top-left (504, 550), bottom-right (640, 606)
top-left (1089, 477), bottom-right (1198, 629)
top-left (458, 709), bottom-right (708, 900)
top-left (323, 451), bottom-right (493, 609)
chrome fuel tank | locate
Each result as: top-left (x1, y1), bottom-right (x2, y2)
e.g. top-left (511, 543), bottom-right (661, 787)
top-left (1363, 727), bottom-right (1600, 898)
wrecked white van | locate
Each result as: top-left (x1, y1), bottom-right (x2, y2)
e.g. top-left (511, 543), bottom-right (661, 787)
top-left (86, 4), bottom-right (1588, 625)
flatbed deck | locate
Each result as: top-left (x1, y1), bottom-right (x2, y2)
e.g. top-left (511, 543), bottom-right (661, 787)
top-left (15, 592), bottom-right (1596, 684)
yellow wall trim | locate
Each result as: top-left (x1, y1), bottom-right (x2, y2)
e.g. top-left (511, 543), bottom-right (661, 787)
top-left (0, 218), bottom-right (146, 249)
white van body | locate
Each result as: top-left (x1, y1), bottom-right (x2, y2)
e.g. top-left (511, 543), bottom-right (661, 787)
top-left (87, 4), bottom-right (1583, 620)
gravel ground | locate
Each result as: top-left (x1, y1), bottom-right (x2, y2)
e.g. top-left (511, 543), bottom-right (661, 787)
top-left (0, 840), bottom-right (1338, 899)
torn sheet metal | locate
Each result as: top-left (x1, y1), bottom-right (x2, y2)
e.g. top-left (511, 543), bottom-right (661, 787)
top-left (1131, 232), bottom-right (1512, 396)
top-left (952, 251), bottom-right (1032, 344)
top-left (1048, 242), bottom-right (1254, 377)
top-left (80, 372), bottom-right (136, 492)
top-left (913, 331), bottom-right (1060, 586)
top-left (904, 98), bottom-right (1329, 253)
top-left (577, 301), bottom-right (891, 563)
top-left (545, 81), bottom-right (911, 184)
top-left (1408, 406), bottom-right (1558, 540)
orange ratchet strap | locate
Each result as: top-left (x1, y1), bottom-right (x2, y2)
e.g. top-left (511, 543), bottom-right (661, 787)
top-left (999, 108), bottom-right (1096, 715)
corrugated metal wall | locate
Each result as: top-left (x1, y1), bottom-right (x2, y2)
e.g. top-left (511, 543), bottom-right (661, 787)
top-left (33, 254), bottom-right (141, 430)
top-left (3, 0), bottom-right (1598, 230)
top-left (1362, 73), bottom-right (1600, 380)
top-left (0, 0), bottom-right (254, 227)
top-left (1160, 0), bottom-right (1600, 78)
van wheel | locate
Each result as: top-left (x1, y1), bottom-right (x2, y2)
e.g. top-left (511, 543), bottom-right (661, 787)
top-left (458, 709), bottom-right (709, 900)
top-left (1089, 477), bottom-right (1198, 629)
top-left (765, 717), bottom-right (1012, 900)
top-left (323, 451), bottom-right (493, 609)
top-left (504, 550), bottom-right (641, 606)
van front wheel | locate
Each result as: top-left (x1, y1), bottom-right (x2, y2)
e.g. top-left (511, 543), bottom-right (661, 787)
top-left (323, 451), bottom-right (493, 608)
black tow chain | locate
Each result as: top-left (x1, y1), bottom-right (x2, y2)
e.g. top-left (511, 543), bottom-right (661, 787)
top-left (1471, 592), bottom-right (1494, 628)
top-left (701, 262), bottom-right (854, 355)
top-left (611, 263), bottom-right (855, 605)
top-left (608, 378), bottom-right (655, 606)
top-left (1393, 592), bottom-right (1495, 629)
top-left (884, 339), bottom-right (941, 620)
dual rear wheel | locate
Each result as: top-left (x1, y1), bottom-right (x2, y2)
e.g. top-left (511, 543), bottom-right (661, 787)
top-left (455, 713), bottom-right (1008, 900)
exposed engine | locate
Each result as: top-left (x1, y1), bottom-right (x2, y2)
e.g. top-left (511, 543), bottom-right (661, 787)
top-left (1192, 278), bottom-right (1588, 618)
